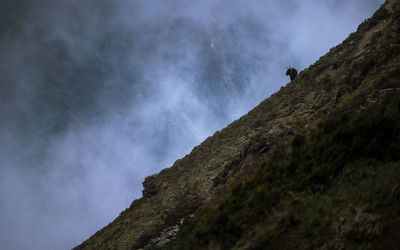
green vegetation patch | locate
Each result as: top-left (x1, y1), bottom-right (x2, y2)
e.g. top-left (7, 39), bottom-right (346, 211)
top-left (169, 94), bottom-right (400, 250)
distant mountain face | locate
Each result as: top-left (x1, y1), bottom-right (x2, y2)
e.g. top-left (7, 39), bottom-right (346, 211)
top-left (1, 0), bottom-right (385, 147)
top-left (0, 0), bottom-right (272, 138)
top-left (0, 1), bottom-right (288, 183)
top-left (1, 0), bottom-right (382, 139)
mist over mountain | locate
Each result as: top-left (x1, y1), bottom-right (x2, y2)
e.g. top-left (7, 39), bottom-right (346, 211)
top-left (0, 0), bottom-right (383, 249)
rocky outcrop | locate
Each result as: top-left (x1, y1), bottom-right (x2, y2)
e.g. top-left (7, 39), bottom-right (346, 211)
top-left (142, 221), bottom-right (183, 249)
top-left (142, 176), bottom-right (159, 199)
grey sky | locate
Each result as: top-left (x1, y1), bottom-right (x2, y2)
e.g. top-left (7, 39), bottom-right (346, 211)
top-left (0, 0), bottom-right (384, 249)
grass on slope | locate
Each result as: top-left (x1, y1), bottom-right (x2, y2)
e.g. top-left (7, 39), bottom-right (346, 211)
top-left (168, 92), bottom-right (400, 250)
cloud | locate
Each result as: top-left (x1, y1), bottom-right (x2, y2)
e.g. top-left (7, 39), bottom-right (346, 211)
top-left (0, 0), bottom-right (384, 249)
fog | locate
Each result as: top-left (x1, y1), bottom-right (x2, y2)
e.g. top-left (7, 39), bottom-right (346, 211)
top-left (0, 0), bottom-right (383, 249)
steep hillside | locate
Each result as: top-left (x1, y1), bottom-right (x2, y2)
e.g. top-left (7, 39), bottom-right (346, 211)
top-left (75, 0), bottom-right (400, 249)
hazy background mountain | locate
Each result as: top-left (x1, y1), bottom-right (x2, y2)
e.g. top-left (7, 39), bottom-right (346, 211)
top-left (0, 0), bottom-right (383, 249)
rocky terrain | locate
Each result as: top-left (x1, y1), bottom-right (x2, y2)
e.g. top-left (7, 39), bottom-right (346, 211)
top-left (75, 0), bottom-right (400, 249)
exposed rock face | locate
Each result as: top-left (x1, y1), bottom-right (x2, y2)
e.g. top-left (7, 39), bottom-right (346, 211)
top-left (142, 176), bottom-right (159, 198)
top-left (267, 127), bottom-right (284, 137)
top-left (74, 1), bottom-right (400, 249)
top-left (144, 223), bottom-right (181, 249)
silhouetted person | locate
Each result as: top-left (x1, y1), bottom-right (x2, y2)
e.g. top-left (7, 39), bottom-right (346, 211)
top-left (286, 67), bottom-right (298, 81)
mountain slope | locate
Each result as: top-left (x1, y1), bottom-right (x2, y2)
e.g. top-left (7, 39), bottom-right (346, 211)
top-left (75, 0), bottom-right (400, 249)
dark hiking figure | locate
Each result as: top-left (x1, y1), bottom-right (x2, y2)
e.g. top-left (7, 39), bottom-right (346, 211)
top-left (286, 67), bottom-right (298, 81)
